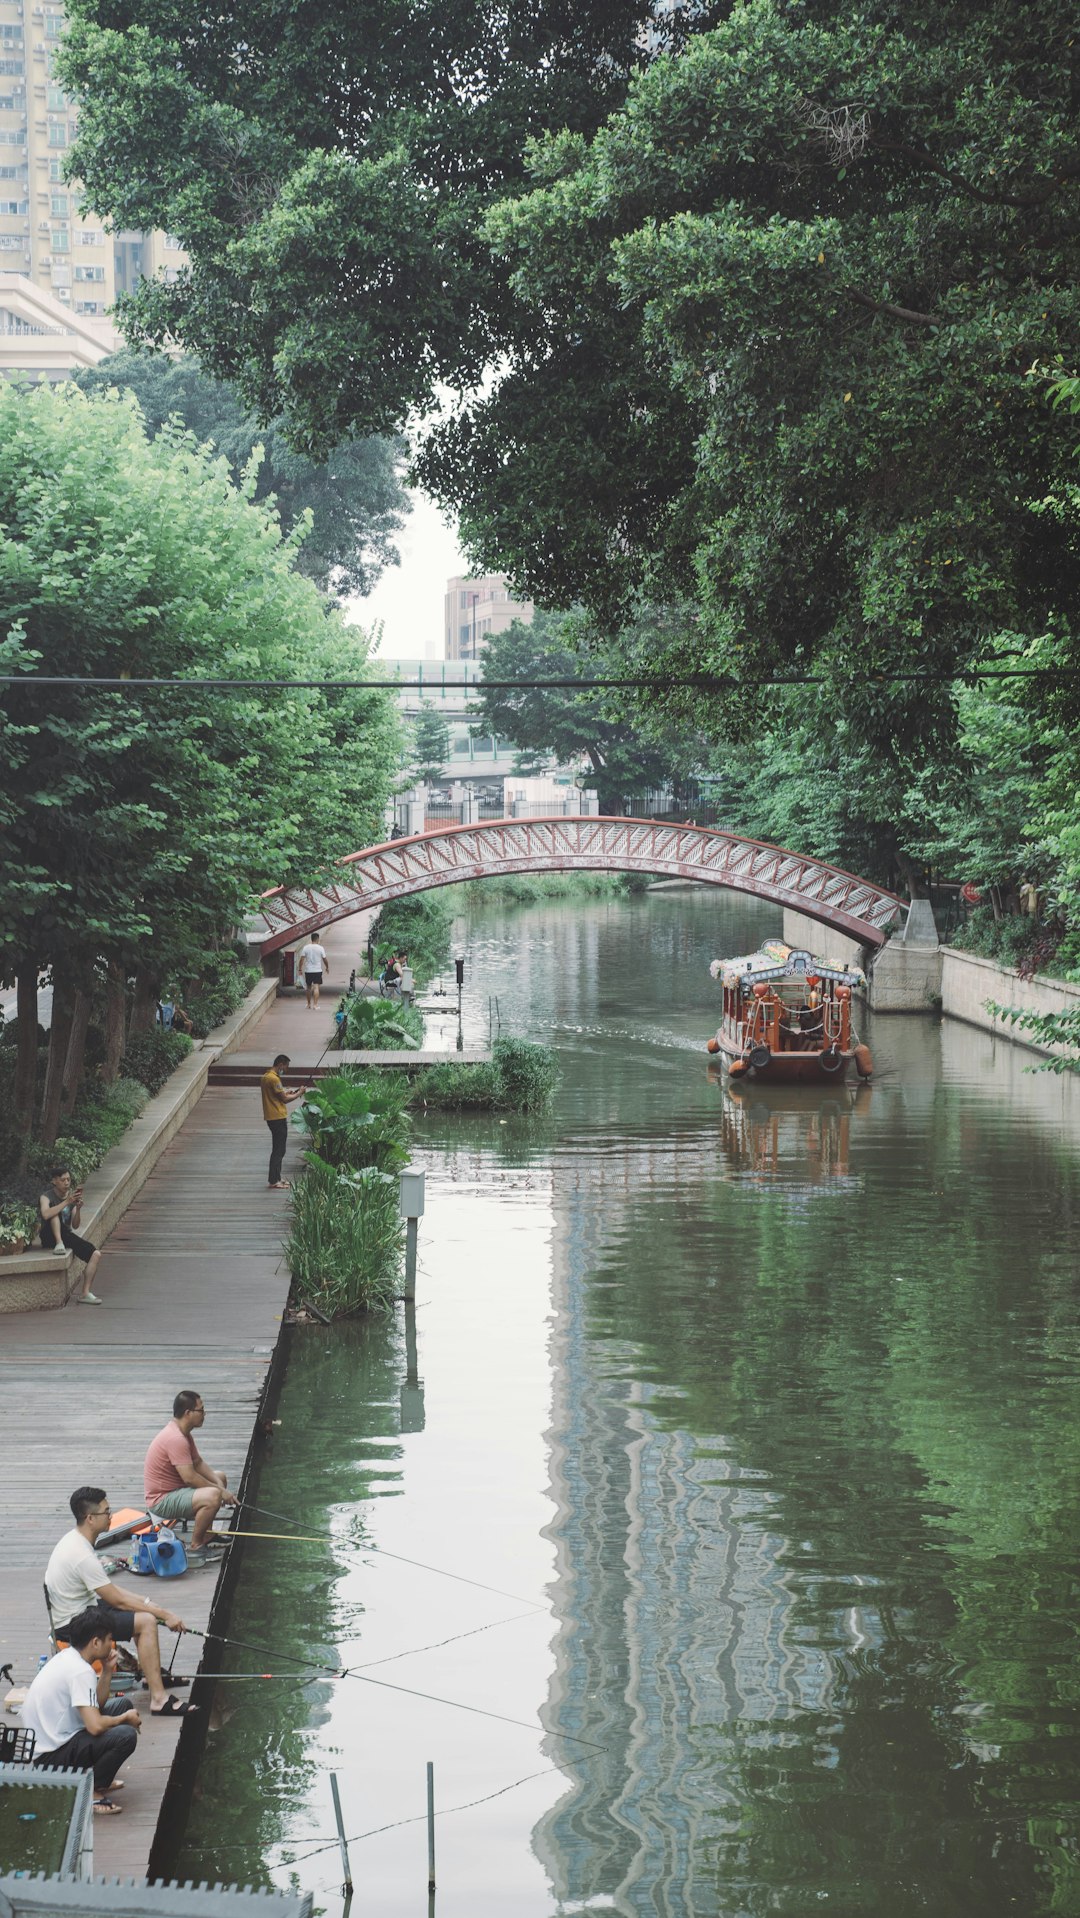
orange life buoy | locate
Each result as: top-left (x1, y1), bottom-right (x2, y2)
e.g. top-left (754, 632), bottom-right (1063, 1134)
top-left (854, 1044), bottom-right (874, 1080)
top-left (707, 1036), bottom-right (721, 1054)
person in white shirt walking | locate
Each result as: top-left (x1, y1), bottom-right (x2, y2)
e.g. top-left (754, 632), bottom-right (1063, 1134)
top-left (297, 939), bottom-right (329, 1009)
top-left (23, 1605), bottom-right (142, 1815)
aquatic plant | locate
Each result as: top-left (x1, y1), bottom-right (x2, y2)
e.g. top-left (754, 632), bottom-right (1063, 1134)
top-left (412, 1038), bottom-right (559, 1110)
top-left (285, 1154), bottom-right (402, 1316)
top-left (337, 993), bottom-right (424, 1051)
top-left (295, 1072), bottom-right (411, 1171)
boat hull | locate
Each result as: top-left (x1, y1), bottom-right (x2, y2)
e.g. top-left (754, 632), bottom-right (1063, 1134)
top-left (712, 1033), bottom-right (856, 1083)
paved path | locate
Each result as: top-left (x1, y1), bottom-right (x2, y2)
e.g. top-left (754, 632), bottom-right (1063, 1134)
top-left (0, 915), bottom-right (369, 1880)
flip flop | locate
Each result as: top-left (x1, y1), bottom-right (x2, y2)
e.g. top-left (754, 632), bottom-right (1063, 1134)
top-left (93, 1798), bottom-right (122, 1815)
top-left (267, 1181), bottom-right (291, 1190)
top-left (151, 1696), bottom-right (198, 1717)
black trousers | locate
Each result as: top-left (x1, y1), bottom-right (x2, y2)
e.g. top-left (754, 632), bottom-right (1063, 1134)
top-left (34, 1699), bottom-right (135, 1790)
top-left (267, 1118), bottom-right (288, 1184)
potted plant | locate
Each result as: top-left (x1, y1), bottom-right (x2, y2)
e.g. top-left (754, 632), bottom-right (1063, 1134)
top-left (0, 1199), bottom-right (38, 1257)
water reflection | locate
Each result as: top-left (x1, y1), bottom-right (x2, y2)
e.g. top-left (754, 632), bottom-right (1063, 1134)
top-left (713, 1077), bottom-right (870, 1198)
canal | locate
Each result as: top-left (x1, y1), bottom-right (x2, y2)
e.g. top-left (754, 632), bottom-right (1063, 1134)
top-left (168, 887), bottom-right (1080, 1916)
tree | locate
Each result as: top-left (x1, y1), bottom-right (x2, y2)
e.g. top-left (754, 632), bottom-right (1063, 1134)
top-left (410, 703), bottom-right (450, 785)
top-left (0, 382), bottom-right (401, 1154)
top-left (425, 2), bottom-right (1080, 767)
top-left (57, 0), bottom-right (701, 451)
top-left (74, 351), bottom-right (409, 599)
top-left (473, 610), bottom-right (689, 810)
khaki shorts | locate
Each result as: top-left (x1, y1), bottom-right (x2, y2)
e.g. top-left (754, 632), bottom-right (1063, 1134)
top-left (147, 1487), bottom-right (197, 1522)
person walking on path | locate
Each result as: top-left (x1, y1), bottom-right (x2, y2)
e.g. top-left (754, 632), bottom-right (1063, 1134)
top-left (38, 1165), bottom-right (103, 1303)
top-left (144, 1389), bottom-right (237, 1563)
top-left (44, 1488), bottom-right (191, 1715)
top-left (24, 1605), bottom-right (142, 1815)
top-left (298, 938), bottom-right (330, 1009)
top-left (261, 1052), bottom-right (307, 1189)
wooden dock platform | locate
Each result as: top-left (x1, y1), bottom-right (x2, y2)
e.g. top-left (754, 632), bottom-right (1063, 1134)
top-left (0, 917), bottom-right (369, 1881)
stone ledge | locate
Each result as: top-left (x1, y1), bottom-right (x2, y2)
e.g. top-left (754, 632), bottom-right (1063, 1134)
top-left (941, 944), bottom-right (1080, 1061)
top-left (0, 973), bottom-right (278, 1314)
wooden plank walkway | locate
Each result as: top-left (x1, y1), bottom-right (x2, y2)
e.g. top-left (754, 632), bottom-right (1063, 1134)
top-left (0, 917), bottom-right (370, 1882)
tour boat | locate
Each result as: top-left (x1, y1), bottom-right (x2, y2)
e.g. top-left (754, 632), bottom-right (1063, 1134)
top-left (706, 941), bottom-right (873, 1083)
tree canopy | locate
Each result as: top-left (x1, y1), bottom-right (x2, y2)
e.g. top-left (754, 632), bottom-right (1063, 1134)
top-left (73, 351), bottom-right (409, 598)
top-left (0, 381), bottom-right (401, 1148)
top-left (57, 0), bottom-right (699, 449)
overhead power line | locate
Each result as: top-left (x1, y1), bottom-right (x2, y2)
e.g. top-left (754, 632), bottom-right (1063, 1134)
top-left (0, 665), bottom-right (1077, 692)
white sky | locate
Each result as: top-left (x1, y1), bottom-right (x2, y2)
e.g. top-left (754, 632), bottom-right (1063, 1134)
top-left (347, 486), bottom-right (467, 659)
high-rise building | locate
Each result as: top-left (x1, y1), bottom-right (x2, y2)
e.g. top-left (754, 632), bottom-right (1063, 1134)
top-left (444, 572), bottom-right (533, 660)
top-left (0, 0), bottom-right (184, 374)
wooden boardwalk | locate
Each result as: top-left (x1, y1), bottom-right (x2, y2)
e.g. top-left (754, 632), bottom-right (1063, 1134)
top-left (0, 917), bottom-right (369, 1880)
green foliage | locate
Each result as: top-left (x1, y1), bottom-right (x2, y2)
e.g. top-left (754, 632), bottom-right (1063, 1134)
top-left (24, 1135), bottom-right (101, 1186)
top-left (295, 1071), bottom-right (411, 1171)
top-left (411, 702), bottom-right (451, 783)
top-left (372, 892), bottom-right (454, 986)
top-left (491, 1036), bottom-right (559, 1108)
top-left (58, 0), bottom-right (667, 451)
top-left (0, 1197), bottom-right (38, 1248)
top-left (179, 951), bottom-right (259, 1038)
top-left (285, 1156), bottom-right (402, 1317)
top-left (0, 379), bottom-right (402, 1138)
top-left (73, 351), bottom-right (409, 599)
top-left (473, 610), bottom-right (688, 809)
top-left (412, 1039), bottom-right (558, 1109)
top-left (412, 1060), bottom-right (504, 1108)
top-left (986, 1000), bottom-right (1080, 1074)
top-left (338, 994), bottom-right (424, 1051)
top-left (122, 1027), bottom-right (194, 1096)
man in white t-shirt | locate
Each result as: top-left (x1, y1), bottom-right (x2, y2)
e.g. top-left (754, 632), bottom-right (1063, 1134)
top-left (297, 939), bottom-right (329, 1009)
top-left (44, 1486), bottom-right (191, 1717)
top-left (23, 1605), bottom-right (141, 1814)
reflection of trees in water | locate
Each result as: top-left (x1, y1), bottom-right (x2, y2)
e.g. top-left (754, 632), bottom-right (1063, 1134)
top-left (537, 1085), bottom-right (1080, 1913)
top-left (170, 1321), bottom-right (405, 1889)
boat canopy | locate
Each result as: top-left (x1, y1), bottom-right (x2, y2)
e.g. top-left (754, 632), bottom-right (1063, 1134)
top-left (710, 940), bottom-right (867, 992)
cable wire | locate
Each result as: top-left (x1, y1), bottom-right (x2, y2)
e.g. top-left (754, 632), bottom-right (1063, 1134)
top-left (1, 664), bottom-right (1078, 691)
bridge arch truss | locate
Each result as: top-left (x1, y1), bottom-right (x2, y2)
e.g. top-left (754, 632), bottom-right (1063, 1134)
top-left (255, 817), bottom-right (905, 954)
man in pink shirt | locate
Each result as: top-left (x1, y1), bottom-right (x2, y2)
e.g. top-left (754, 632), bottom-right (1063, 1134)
top-left (144, 1390), bottom-right (236, 1563)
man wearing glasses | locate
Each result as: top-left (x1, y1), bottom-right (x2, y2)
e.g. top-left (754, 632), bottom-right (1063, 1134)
top-left (43, 1487), bottom-right (193, 1718)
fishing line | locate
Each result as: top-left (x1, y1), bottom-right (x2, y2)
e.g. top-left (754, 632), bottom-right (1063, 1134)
top-left (189, 1626), bottom-right (607, 1750)
top-left (350, 1606), bottom-right (540, 1672)
top-left (238, 1498), bottom-right (546, 1607)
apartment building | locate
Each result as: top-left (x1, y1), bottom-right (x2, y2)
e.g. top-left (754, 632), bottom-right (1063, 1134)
top-left (0, 0), bottom-right (183, 371)
top-left (444, 572), bottom-right (533, 660)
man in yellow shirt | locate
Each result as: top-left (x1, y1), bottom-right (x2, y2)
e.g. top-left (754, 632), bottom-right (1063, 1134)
top-left (261, 1053), bottom-right (307, 1189)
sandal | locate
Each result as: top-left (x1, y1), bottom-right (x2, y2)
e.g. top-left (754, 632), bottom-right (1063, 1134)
top-left (267, 1181), bottom-right (291, 1190)
top-left (150, 1696), bottom-right (198, 1717)
top-left (93, 1798), bottom-right (122, 1815)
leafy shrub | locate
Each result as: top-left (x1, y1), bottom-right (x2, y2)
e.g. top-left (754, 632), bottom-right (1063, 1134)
top-left (295, 1071), bottom-right (411, 1171)
top-left (63, 1077), bottom-right (152, 1161)
top-left (492, 1037), bottom-right (559, 1108)
top-left (413, 1060), bottom-right (502, 1108)
top-left (285, 1154), bottom-right (403, 1317)
top-left (338, 994), bottom-right (425, 1051)
top-left (0, 1197), bottom-right (38, 1248)
top-left (180, 951), bottom-right (258, 1037)
top-left (122, 1027), bottom-right (194, 1095)
top-left (25, 1134), bottom-right (100, 1185)
top-left (412, 1039), bottom-right (558, 1110)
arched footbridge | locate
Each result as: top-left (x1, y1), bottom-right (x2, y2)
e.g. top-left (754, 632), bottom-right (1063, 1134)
top-left (255, 817), bottom-right (905, 954)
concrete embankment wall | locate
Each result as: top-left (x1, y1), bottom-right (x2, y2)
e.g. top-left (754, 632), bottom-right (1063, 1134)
top-left (781, 908), bottom-right (868, 974)
top-left (939, 946), bottom-right (1080, 1065)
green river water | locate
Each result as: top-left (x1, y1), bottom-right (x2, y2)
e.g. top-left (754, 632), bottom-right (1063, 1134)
top-left (168, 890), bottom-right (1080, 1916)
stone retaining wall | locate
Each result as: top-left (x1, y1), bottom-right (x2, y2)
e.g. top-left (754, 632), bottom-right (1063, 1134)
top-left (0, 975), bottom-right (278, 1313)
top-left (940, 945), bottom-right (1080, 1064)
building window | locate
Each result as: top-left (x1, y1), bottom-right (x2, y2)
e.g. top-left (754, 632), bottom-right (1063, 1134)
top-left (46, 86), bottom-right (67, 110)
top-left (44, 15), bottom-right (64, 38)
top-left (0, 233), bottom-right (23, 250)
top-left (74, 298), bottom-right (101, 313)
top-left (0, 165), bottom-right (24, 178)
top-left (163, 232), bottom-right (183, 251)
top-left (50, 191), bottom-right (67, 215)
top-left (47, 123), bottom-right (66, 147)
top-left (48, 157), bottom-right (64, 180)
top-left (76, 227), bottom-right (103, 245)
top-left (73, 263), bottom-right (104, 281)
top-left (0, 58), bottom-right (24, 74)
top-left (0, 26), bottom-right (23, 42)
top-left (51, 224), bottom-right (68, 251)
top-left (0, 131), bottom-right (26, 145)
top-left (0, 198), bottom-right (25, 214)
